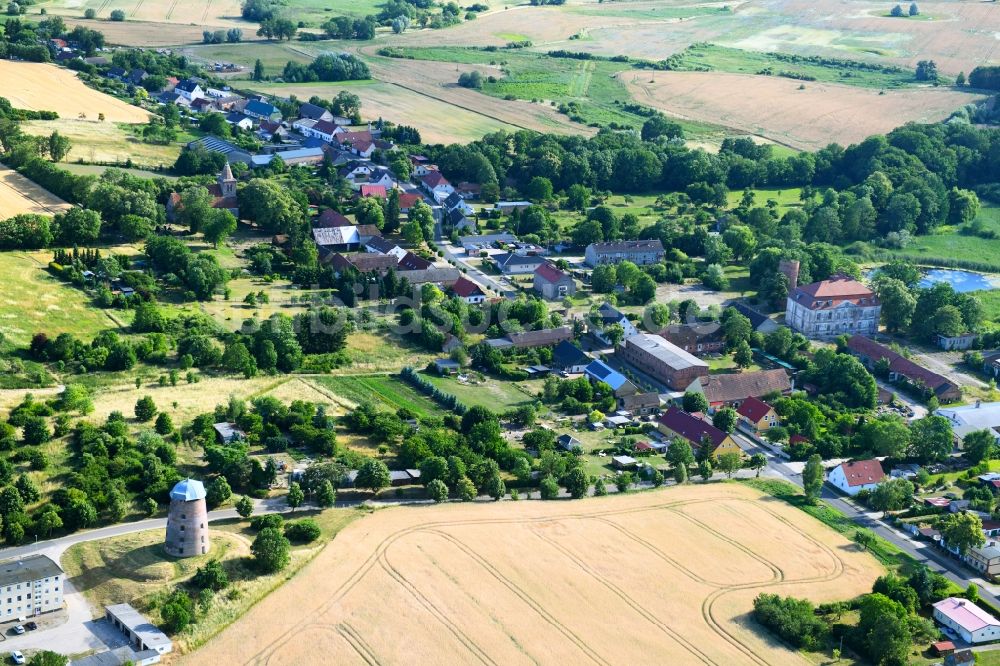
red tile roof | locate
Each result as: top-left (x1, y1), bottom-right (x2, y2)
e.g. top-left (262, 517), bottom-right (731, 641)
top-left (534, 262), bottom-right (569, 284)
top-left (790, 274), bottom-right (878, 310)
top-left (422, 171), bottom-right (449, 188)
top-left (736, 396), bottom-right (773, 423)
top-left (845, 335), bottom-right (959, 398)
top-left (451, 276), bottom-right (484, 298)
top-left (398, 192), bottom-right (423, 209)
top-left (836, 459), bottom-right (884, 487)
top-left (657, 406), bottom-right (728, 450)
top-left (312, 120), bottom-right (337, 136)
top-left (359, 184), bottom-right (387, 199)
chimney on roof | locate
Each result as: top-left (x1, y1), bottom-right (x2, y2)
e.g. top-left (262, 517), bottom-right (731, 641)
top-left (778, 259), bottom-right (799, 290)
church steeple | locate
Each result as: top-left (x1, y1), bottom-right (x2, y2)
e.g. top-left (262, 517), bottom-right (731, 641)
top-left (218, 162), bottom-right (236, 197)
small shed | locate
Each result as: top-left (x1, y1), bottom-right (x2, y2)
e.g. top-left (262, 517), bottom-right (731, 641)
top-left (212, 422), bottom-right (245, 444)
top-left (612, 455), bottom-right (638, 469)
top-left (432, 358), bottom-right (461, 375)
top-left (556, 434), bottom-right (583, 453)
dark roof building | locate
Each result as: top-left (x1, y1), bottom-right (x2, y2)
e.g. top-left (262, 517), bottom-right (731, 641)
top-left (846, 335), bottom-right (961, 402)
top-left (551, 340), bottom-right (590, 371)
top-left (659, 322), bottom-right (724, 356)
top-left (0, 554), bottom-right (63, 587)
top-left (694, 369), bottom-right (792, 406)
top-left (656, 407), bottom-right (739, 456)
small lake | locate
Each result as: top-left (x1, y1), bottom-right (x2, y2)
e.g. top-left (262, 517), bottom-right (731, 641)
top-left (918, 269), bottom-right (1000, 293)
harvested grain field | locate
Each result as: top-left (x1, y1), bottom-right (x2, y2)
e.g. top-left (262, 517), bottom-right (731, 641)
top-left (249, 80), bottom-right (516, 144)
top-left (0, 61), bottom-right (149, 123)
top-left (183, 483), bottom-right (882, 666)
top-left (0, 165), bottom-right (71, 218)
top-left (623, 70), bottom-right (985, 149)
top-left (20, 120), bottom-right (181, 169)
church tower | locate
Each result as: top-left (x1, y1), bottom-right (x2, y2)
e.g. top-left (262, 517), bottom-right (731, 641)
top-left (218, 162), bottom-right (236, 198)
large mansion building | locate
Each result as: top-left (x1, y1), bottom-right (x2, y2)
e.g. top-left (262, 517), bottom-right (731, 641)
top-left (785, 274), bottom-right (880, 338)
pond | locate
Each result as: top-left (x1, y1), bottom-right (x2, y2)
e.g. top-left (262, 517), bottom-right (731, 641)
top-left (918, 269), bottom-right (1000, 293)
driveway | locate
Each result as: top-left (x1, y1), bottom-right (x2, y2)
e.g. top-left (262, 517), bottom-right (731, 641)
top-left (440, 240), bottom-right (512, 296)
top-left (912, 350), bottom-right (987, 389)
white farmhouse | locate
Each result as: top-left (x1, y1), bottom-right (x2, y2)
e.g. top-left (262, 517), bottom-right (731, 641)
top-left (827, 459), bottom-right (884, 496)
top-left (933, 597), bottom-right (1000, 643)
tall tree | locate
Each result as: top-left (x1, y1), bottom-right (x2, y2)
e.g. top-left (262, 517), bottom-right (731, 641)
top-left (803, 454), bottom-right (823, 503)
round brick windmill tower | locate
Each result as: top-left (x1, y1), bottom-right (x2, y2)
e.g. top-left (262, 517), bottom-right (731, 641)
top-left (164, 479), bottom-right (210, 557)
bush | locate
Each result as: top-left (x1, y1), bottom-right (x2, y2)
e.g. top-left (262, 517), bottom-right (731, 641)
top-left (109, 8), bottom-right (125, 20)
top-left (284, 518), bottom-right (321, 543)
top-left (191, 560), bottom-right (229, 591)
top-left (752, 593), bottom-right (828, 650)
top-left (251, 527), bottom-right (290, 573)
top-left (159, 589), bottom-right (194, 633)
top-left (250, 513), bottom-right (284, 531)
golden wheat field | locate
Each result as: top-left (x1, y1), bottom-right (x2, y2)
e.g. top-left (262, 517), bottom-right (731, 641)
top-left (623, 70), bottom-right (985, 150)
top-left (183, 483), bottom-right (882, 666)
top-left (0, 61), bottom-right (150, 123)
top-left (0, 165), bottom-right (72, 217)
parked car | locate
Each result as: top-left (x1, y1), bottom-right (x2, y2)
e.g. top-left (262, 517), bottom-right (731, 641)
top-left (11, 626), bottom-right (24, 635)
top-left (10, 651), bottom-right (24, 665)
top-left (23, 622), bottom-right (36, 631)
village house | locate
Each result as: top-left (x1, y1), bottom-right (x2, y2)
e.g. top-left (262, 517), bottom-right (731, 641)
top-left (421, 171), bottom-right (455, 200)
top-left (359, 184), bottom-right (388, 199)
top-left (507, 327), bottom-right (573, 349)
top-left (533, 263), bottom-right (576, 301)
top-left (316, 209), bottom-right (352, 228)
top-left (398, 191), bottom-right (425, 213)
top-left (174, 78), bottom-right (204, 102)
top-left (298, 101), bottom-right (334, 123)
top-left (591, 302), bottom-right (638, 346)
top-left (617, 333), bottom-right (709, 391)
top-left (619, 391), bottom-right (661, 415)
top-left (827, 459), bottom-right (884, 496)
top-left (933, 597), bottom-right (1000, 644)
top-left (965, 542), bottom-right (1000, 581)
top-left (731, 302), bottom-right (780, 334)
top-left (397, 252), bottom-right (433, 271)
top-left (736, 396), bottom-right (779, 432)
top-left (584, 239), bottom-right (666, 267)
top-left (494, 252), bottom-right (547, 275)
top-left (365, 236), bottom-right (407, 260)
top-left (225, 112), bottom-right (254, 131)
top-left (293, 118), bottom-right (339, 143)
top-left (846, 335), bottom-right (962, 403)
top-left (450, 276), bottom-right (487, 304)
top-left (785, 274), bottom-right (881, 339)
top-left (659, 322), bottom-right (724, 356)
top-left (689, 369), bottom-right (792, 410)
top-left (656, 407), bottom-right (743, 458)
top-left (550, 340), bottom-right (591, 374)
top-left (584, 360), bottom-right (637, 398)
top-left (556, 434), bottom-right (583, 453)
top-left (244, 99), bottom-right (282, 122)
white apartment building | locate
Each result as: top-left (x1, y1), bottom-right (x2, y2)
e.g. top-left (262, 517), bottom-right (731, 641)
top-left (0, 554), bottom-right (64, 618)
